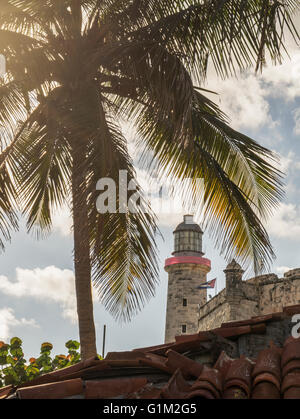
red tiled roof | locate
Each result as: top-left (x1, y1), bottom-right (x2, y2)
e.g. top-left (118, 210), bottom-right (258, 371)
top-left (3, 303), bottom-right (300, 399)
top-left (17, 378), bottom-right (83, 399)
top-left (84, 377), bottom-right (148, 399)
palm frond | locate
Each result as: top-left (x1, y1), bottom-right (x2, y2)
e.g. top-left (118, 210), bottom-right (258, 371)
top-left (0, 0), bottom-right (297, 320)
top-left (85, 102), bottom-right (159, 321)
top-left (133, 88), bottom-right (283, 273)
top-left (103, 0), bottom-right (300, 79)
top-left (9, 94), bottom-right (72, 237)
top-left (0, 0), bottom-right (42, 34)
top-left (0, 161), bottom-right (18, 250)
top-left (99, 39), bottom-right (195, 144)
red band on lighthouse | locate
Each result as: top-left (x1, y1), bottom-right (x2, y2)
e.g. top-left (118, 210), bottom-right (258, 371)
top-left (165, 256), bottom-right (211, 269)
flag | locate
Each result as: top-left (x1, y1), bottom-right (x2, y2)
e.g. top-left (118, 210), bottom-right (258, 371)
top-left (196, 278), bottom-right (216, 289)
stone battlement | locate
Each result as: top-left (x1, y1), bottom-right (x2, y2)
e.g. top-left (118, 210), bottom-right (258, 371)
top-left (164, 215), bottom-right (300, 344)
top-left (198, 264), bottom-right (300, 332)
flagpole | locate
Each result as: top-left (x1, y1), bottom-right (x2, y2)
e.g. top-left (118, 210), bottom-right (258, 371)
top-left (102, 324), bottom-right (106, 359)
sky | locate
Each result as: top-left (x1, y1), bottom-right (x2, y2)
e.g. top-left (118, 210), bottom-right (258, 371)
top-left (0, 36), bottom-right (300, 361)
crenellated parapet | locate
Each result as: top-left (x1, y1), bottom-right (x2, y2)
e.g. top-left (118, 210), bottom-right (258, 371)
top-left (198, 263), bottom-right (300, 332)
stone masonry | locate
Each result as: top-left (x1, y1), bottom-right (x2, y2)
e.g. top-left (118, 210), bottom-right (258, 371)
top-left (164, 216), bottom-right (300, 343)
top-left (165, 262), bottom-right (210, 343)
top-left (164, 215), bottom-right (211, 343)
top-left (198, 262), bottom-right (300, 332)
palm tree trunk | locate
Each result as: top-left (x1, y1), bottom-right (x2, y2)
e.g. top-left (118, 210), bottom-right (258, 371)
top-left (71, 145), bottom-right (97, 360)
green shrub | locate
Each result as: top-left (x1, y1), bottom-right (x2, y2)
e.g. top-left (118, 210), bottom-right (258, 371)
top-left (0, 337), bottom-right (103, 387)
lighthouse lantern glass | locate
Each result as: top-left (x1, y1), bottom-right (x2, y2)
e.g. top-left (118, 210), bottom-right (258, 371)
top-left (174, 230), bottom-right (202, 253)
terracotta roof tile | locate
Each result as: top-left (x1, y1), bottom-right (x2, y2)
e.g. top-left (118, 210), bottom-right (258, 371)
top-left (283, 386), bottom-right (300, 399)
top-left (17, 378), bottom-right (83, 399)
top-left (251, 381), bottom-right (280, 399)
top-left (46, 360), bottom-right (111, 382)
top-left (221, 312), bottom-right (284, 329)
top-left (160, 338), bottom-right (211, 355)
top-left (105, 351), bottom-right (146, 361)
top-left (212, 325), bottom-right (253, 339)
top-left (190, 366), bottom-right (222, 399)
top-left (17, 356), bottom-right (102, 388)
top-left (187, 382), bottom-right (218, 399)
top-left (138, 353), bottom-right (172, 374)
top-left (132, 342), bottom-right (174, 356)
top-left (221, 319), bottom-right (253, 328)
top-left (165, 349), bottom-right (204, 379)
top-left (223, 386), bottom-right (248, 399)
top-left (84, 377), bottom-right (148, 399)
top-left (282, 359), bottom-right (300, 377)
top-left (5, 304), bottom-right (300, 399)
top-left (282, 337), bottom-right (300, 368)
top-left (190, 388), bottom-right (217, 399)
top-left (127, 383), bottom-right (162, 399)
top-left (283, 304), bottom-right (300, 316)
top-left (213, 351), bottom-right (234, 380)
top-left (224, 357), bottom-right (255, 398)
top-left (198, 365), bottom-right (222, 393)
top-left (104, 359), bottom-right (143, 368)
top-left (253, 372), bottom-right (280, 391)
top-left (160, 369), bottom-right (192, 399)
top-left (282, 372), bottom-right (300, 395)
top-left (0, 385), bottom-right (14, 399)
top-left (252, 346), bottom-right (281, 385)
top-left (174, 331), bottom-right (214, 343)
top-left (250, 323), bottom-right (267, 334)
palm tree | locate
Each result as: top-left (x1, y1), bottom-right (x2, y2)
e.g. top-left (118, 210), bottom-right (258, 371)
top-left (0, 0), bottom-right (298, 359)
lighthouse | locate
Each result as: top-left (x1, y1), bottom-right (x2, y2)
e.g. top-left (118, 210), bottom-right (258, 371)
top-left (164, 215), bottom-right (211, 343)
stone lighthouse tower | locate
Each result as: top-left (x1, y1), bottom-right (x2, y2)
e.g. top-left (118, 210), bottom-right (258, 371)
top-left (164, 215), bottom-right (211, 343)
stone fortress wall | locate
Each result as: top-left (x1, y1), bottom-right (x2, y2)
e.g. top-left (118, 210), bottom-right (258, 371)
top-left (163, 215), bottom-right (300, 342)
top-left (198, 264), bottom-right (300, 332)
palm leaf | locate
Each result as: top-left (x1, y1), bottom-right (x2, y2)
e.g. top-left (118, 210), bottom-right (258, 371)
top-left (133, 88), bottom-right (283, 273)
top-left (0, 0), bottom-right (297, 321)
top-left (103, 0), bottom-right (300, 78)
top-left (85, 100), bottom-right (159, 321)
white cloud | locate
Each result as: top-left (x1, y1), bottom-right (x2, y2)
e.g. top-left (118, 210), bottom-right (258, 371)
top-left (135, 168), bottom-right (205, 227)
top-left (0, 266), bottom-right (79, 323)
top-left (261, 53), bottom-right (300, 101)
top-left (267, 203), bottom-right (300, 240)
top-left (293, 108), bottom-right (300, 136)
top-left (52, 205), bottom-right (72, 237)
top-left (277, 150), bottom-right (300, 174)
top-left (0, 308), bottom-right (39, 341)
top-left (276, 266), bottom-right (292, 276)
top-left (205, 52), bottom-right (300, 132)
top-left (208, 74), bottom-right (274, 131)
top-left (277, 151), bottom-right (293, 173)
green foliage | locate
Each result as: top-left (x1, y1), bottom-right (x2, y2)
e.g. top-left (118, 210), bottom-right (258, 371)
top-left (0, 0), bottom-right (299, 328)
top-left (0, 337), bottom-right (102, 388)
